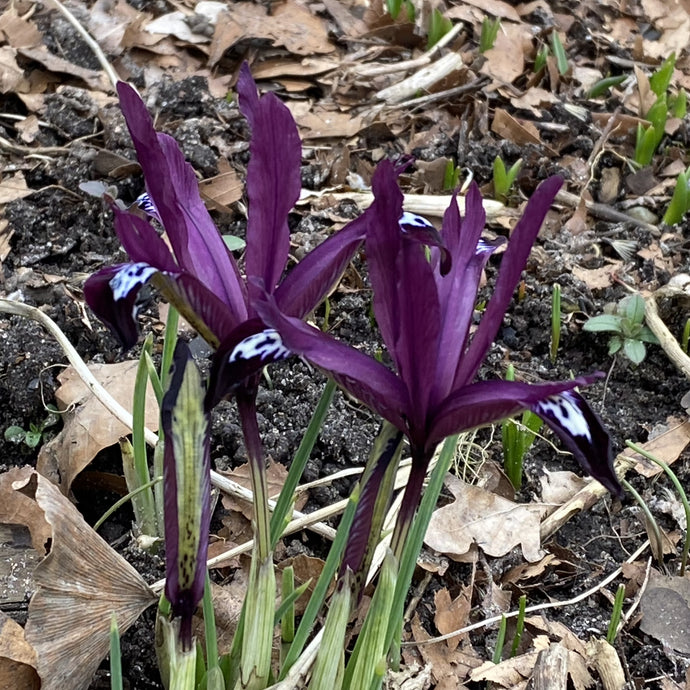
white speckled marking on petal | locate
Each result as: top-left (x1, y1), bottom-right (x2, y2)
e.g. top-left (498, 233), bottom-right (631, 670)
top-left (229, 329), bottom-right (291, 363)
top-left (109, 263), bottom-right (156, 301)
top-left (399, 211), bottom-right (434, 232)
top-left (136, 193), bottom-right (160, 220)
top-left (534, 392), bottom-right (592, 442)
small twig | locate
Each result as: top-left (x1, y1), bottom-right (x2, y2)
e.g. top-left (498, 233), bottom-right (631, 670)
top-left (382, 76), bottom-right (491, 113)
top-left (408, 540), bottom-right (650, 646)
top-left (47, 0), bottom-right (120, 89)
top-left (354, 24), bottom-right (464, 78)
top-left (642, 288), bottom-right (690, 380)
top-left (555, 189), bottom-right (660, 236)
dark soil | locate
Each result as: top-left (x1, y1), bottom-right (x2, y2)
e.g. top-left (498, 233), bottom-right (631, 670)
top-left (2, 1), bottom-right (690, 688)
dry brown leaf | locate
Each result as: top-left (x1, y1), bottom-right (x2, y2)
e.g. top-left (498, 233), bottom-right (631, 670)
top-left (0, 612), bottom-right (39, 690)
top-left (287, 102), bottom-right (363, 139)
top-left (0, 219), bottom-right (13, 263)
top-left (0, 466), bottom-right (50, 554)
top-left (410, 614), bottom-right (482, 687)
top-left (198, 164), bottom-right (243, 212)
top-left (454, 0), bottom-right (521, 21)
top-left (22, 472), bottom-right (155, 690)
top-left (481, 23), bottom-right (530, 84)
top-left (208, 1), bottom-right (334, 67)
top-left (640, 0), bottom-right (690, 59)
top-left (539, 470), bottom-right (588, 505)
top-left (0, 46), bottom-right (24, 93)
top-left (220, 461), bottom-right (306, 520)
top-left (17, 46), bottom-right (110, 91)
top-left (0, 7), bottom-right (42, 49)
top-left (425, 475), bottom-right (546, 562)
top-left (628, 418), bottom-right (690, 477)
top-left (0, 172), bottom-right (33, 205)
top-left (571, 261), bottom-right (622, 291)
top-left (433, 586), bottom-right (471, 651)
top-left (36, 361), bottom-right (159, 492)
top-left (492, 109), bottom-right (543, 148)
top-left (469, 652), bottom-right (538, 687)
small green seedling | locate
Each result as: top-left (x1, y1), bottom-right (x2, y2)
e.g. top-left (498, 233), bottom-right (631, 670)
top-left (4, 407), bottom-right (59, 449)
top-left (550, 32), bottom-right (569, 75)
top-left (662, 166), bottom-right (690, 225)
top-left (586, 75), bottom-right (627, 99)
top-left (550, 283), bottom-right (561, 363)
top-left (386, 0), bottom-right (415, 21)
top-left (583, 293), bottom-right (659, 365)
top-left (480, 17), bottom-right (501, 53)
top-left (650, 53), bottom-right (676, 98)
top-left (427, 9), bottom-right (453, 50)
top-left (534, 44), bottom-right (549, 73)
top-left (634, 95), bottom-right (668, 167)
top-left (443, 159), bottom-right (461, 191)
top-left (606, 584), bottom-right (626, 644)
top-left (492, 156), bottom-right (522, 203)
top-left (501, 365), bottom-right (543, 490)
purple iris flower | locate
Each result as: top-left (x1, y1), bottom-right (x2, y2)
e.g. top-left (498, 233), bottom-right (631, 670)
top-left (83, 63), bottom-right (368, 380)
top-left (253, 161), bottom-right (622, 554)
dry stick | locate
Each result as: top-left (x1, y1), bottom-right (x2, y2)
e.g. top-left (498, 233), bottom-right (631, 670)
top-left (408, 539), bottom-right (650, 647)
top-left (642, 288), bottom-right (690, 381)
top-left (354, 23), bottom-right (465, 78)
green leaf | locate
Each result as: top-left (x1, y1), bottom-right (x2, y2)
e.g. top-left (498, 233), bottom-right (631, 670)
top-left (633, 124), bottom-right (659, 167)
top-left (222, 235), bottom-right (246, 252)
top-left (583, 314), bottom-right (624, 333)
top-left (623, 338), bottom-right (646, 364)
top-left (586, 75), bottom-right (627, 99)
top-left (24, 430), bottom-right (42, 448)
top-left (649, 53), bottom-right (676, 97)
top-left (534, 44), bottom-right (549, 73)
top-left (663, 171), bottom-right (688, 225)
top-left (480, 16), bottom-right (501, 53)
top-left (608, 335), bottom-right (623, 355)
top-left (386, 0), bottom-right (402, 19)
top-left (637, 326), bottom-right (660, 344)
top-left (550, 31), bottom-right (569, 75)
top-left (4, 425), bottom-right (26, 443)
top-left (621, 294), bottom-right (645, 325)
top-left (671, 88), bottom-right (687, 118)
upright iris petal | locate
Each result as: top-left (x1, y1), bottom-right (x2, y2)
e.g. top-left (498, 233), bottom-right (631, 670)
top-left (161, 342), bottom-right (211, 649)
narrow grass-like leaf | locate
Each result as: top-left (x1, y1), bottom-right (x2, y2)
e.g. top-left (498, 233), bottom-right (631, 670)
top-left (606, 583), bottom-right (626, 643)
top-left (550, 32), bottom-right (568, 75)
top-left (202, 571), bottom-right (220, 675)
top-left (343, 549), bottom-right (397, 689)
top-left (586, 75), bottom-right (627, 99)
top-left (480, 16), bottom-right (501, 53)
top-left (649, 53), bottom-right (675, 97)
top-left (427, 8), bottom-right (452, 50)
top-left (94, 473), bottom-right (162, 532)
top-left (492, 615), bottom-right (508, 663)
top-left (510, 595), bottom-right (527, 657)
top-left (270, 379), bottom-right (336, 549)
top-left (132, 334), bottom-right (158, 535)
top-left (308, 574), bottom-right (352, 690)
top-left (550, 283), bottom-right (561, 363)
top-left (621, 478), bottom-right (663, 565)
top-left (671, 88), bottom-right (687, 118)
top-left (279, 487), bottom-right (358, 679)
top-left (386, 435), bottom-right (459, 668)
top-left (110, 614), bottom-right (123, 690)
top-left (662, 171), bottom-right (688, 225)
top-left (280, 566), bottom-right (295, 649)
top-left (161, 305), bottom-right (179, 388)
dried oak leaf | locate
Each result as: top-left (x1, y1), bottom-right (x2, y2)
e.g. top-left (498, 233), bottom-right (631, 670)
top-left (425, 475), bottom-right (547, 562)
top-left (21, 472), bottom-right (155, 690)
